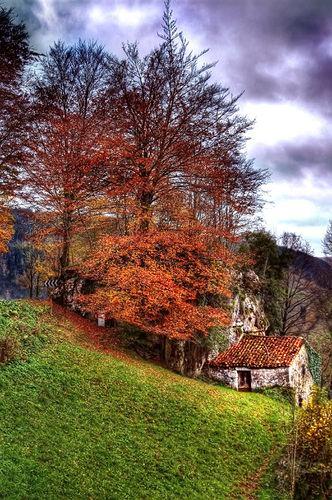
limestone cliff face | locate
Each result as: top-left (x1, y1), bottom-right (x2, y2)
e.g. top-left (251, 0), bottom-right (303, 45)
top-left (229, 292), bottom-right (269, 345)
top-left (48, 274), bottom-right (93, 316)
top-left (228, 269), bottom-right (269, 343)
top-left (206, 287), bottom-right (269, 363)
top-left (206, 270), bottom-right (269, 365)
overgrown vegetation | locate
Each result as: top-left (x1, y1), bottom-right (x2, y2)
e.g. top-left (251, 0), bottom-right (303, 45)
top-left (306, 343), bottom-right (322, 386)
top-left (278, 387), bottom-right (332, 499)
top-left (0, 301), bottom-right (291, 498)
top-left (294, 387), bottom-right (332, 498)
top-left (0, 300), bottom-right (50, 363)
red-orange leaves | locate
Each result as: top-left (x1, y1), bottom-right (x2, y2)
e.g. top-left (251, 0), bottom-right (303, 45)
top-left (80, 230), bottom-right (232, 340)
top-left (0, 204), bottom-right (13, 253)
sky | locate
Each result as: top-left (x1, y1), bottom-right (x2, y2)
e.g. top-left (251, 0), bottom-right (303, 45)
top-left (4, 0), bottom-right (332, 255)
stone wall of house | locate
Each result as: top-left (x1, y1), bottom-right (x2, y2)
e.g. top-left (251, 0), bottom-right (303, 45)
top-left (208, 366), bottom-right (290, 390)
top-left (208, 354), bottom-right (314, 403)
top-left (250, 367), bottom-right (289, 390)
top-left (289, 345), bottom-right (314, 402)
top-left (207, 367), bottom-right (238, 388)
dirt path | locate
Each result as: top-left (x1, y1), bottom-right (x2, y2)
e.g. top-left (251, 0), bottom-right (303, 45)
top-left (234, 452), bottom-right (274, 499)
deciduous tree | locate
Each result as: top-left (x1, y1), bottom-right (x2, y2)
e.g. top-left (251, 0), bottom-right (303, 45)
top-left (322, 220), bottom-right (332, 257)
top-left (78, 3), bottom-right (266, 363)
top-left (23, 41), bottom-right (120, 273)
top-left (105, 1), bottom-right (266, 235)
top-left (0, 6), bottom-right (32, 195)
top-left (279, 232), bottom-right (324, 336)
top-left (0, 204), bottom-right (13, 253)
top-left (16, 242), bottom-right (44, 298)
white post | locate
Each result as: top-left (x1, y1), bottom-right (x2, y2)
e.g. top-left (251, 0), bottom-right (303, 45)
top-left (97, 313), bottom-right (105, 327)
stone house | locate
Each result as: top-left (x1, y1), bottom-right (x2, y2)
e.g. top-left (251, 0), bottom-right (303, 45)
top-left (208, 335), bottom-right (317, 404)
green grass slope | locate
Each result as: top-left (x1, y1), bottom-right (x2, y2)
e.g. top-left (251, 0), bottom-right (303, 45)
top-left (0, 301), bottom-right (290, 499)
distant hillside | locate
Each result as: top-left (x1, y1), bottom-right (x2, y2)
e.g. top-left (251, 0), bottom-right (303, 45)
top-left (279, 247), bottom-right (332, 290)
top-left (324, 256), bottom-right (332, 268)
top-left (0, 209), bottom-right (32, 299)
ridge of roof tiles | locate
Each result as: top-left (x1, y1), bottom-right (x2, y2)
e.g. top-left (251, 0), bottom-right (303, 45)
top-left (210, 335), bottom-right (304, 369)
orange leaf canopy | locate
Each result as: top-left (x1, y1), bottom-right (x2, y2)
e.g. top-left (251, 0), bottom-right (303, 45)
top-left (0, 205), bottom-right (13, 253)
top-left (80, 230), bottom-right (233, 340)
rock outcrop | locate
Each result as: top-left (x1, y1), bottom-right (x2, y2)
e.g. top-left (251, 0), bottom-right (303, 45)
top-left (229, 292), bottom-right (269, 345)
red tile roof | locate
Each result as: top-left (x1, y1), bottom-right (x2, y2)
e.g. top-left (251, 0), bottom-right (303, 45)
top-left (210, 335), bottom-right (304, 369)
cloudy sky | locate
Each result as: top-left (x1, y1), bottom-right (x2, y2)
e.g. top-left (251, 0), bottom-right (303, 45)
top-left (4, 0), bottom-right (332, 255)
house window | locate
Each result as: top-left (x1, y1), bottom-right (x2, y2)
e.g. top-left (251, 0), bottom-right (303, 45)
top-left (301, 364), bottom-right (306, 376)
top-left (237, 370), bottom-right (251, 391)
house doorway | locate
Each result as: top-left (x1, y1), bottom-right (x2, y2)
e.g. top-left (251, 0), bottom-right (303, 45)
top-left (237, 370), bottom-right (252, 391)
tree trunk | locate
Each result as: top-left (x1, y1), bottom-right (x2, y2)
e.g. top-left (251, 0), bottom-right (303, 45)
top-left (35, 274), bottom-right (40, 298)
top-left (60, 230), bottom-right (71, 275)
top-left (139, 191), bottom-right (154, 232)
top-left (162, 338), bottom-right (208, 377)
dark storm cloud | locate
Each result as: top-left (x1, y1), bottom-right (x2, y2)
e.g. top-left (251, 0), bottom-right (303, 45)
top-left (4, 0), bottom-right (332, 110)
top-left (177, 0), bottom-right (332, 190)
top-left (2, 0), bottom-right (162, 55)
top-left (179, 0), bottom-right (332, 110)
top-left (4, 0), bottom-right (332, 153)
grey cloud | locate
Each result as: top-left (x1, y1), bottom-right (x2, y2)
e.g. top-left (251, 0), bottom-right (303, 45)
top-left (178, 0), bottom-right (332, 111)
top-left (5, 0), bottom-right (332, 111)
top-left (2, 0), bottom-right (163, 55)
top-left (252, 136), bottom-right (332, 182)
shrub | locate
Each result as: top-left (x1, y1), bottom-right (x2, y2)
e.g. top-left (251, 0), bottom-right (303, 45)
top-left (277, 387), bottom-right (331, 498)
top-left (295, 387), bottom-right (332, 498)
top-left (258, 386), bottom-right (295, 405)
top-left (0, 300), bottom-right (50, 364)
top-left (0, 334), bottom-right (21, 363)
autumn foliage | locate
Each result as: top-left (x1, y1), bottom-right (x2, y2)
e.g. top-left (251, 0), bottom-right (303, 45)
top-left (0, 204), bottom-right (13, 253)
top-left (294, 387), bottom-right (332, 498)
top-left (23, 112), bottom-right (122, 271)
top-left (80, 229), bottom-right (233, 339)
top-left (71, 5), bottom-right (264, 339)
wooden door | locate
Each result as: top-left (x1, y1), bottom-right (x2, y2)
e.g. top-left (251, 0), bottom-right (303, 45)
top-left (237, 370), bottom-right (252, 391)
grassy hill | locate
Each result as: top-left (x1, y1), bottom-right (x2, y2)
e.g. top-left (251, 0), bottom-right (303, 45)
top-left (0, 301), bottom-right (291, 499)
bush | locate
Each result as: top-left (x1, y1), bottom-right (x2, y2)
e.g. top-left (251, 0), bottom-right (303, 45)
top-left (0, 300), bottom-right (50, 364)
top-left (278, 387), bottom-right (332, 498)
top-left (295, 387), bottom-right (332, 498)
top-left (0, 334), bottom-right (21, 363)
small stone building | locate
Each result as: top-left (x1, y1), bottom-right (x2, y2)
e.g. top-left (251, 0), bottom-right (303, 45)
top-left (208, 335), bottom-right (316, 404)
